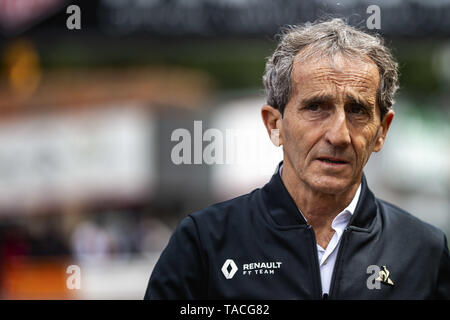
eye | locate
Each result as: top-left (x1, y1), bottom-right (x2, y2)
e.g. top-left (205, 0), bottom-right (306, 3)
top-left (348, 103), bottom-right (366, 115)
top-left (306, 103), bottom-right (321, 111)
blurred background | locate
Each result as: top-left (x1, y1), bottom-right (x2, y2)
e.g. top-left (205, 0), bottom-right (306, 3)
top-left (0, 0), bottom-right (448, 299)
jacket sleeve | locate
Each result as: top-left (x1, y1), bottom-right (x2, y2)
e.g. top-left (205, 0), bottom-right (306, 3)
top-left (144, 215), bottom-right (207, 299)
top-left (434, 234), bottom-right (450, 299)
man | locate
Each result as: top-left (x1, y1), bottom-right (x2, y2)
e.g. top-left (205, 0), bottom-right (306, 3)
top-left (145, 18), bottom-right (450, 299)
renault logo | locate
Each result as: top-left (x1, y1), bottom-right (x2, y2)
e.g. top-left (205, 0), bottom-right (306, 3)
top-left (221, 259), bottom-right (238, 279)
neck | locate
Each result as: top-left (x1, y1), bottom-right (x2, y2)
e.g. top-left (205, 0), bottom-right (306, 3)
top-left (280, 162), bottom-right (359, 228)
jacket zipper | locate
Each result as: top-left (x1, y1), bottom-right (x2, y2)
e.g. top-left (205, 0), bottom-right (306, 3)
top-left (327, 227), bottom-right (350, 299)
top-left (307, 225), bottom-right (351, 299)
top-left (306, 225), bottom-right (324, 299)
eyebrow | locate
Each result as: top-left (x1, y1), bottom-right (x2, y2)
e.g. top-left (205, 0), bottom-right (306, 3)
top-left (301, 93), bottom-right (373, 110)
top-left (345, 94), bottom-right (373, 110)
top-left (300, 93), bottom-right (334, 107)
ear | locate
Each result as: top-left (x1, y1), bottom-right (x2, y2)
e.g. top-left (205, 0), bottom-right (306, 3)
top-left (374, 110), bottom-right (394, 152)
top-left (261, 105), bottom-right (283, 147)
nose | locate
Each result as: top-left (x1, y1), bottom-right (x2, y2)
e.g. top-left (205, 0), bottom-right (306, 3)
top-left (324, 109), bottom-right (351, 147)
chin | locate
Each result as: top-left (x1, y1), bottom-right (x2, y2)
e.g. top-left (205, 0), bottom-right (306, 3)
top-left (308, 175), bottom-right (353, 195)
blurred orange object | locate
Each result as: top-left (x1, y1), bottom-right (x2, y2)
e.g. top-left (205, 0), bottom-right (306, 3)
top-left (1, 257), bottom-right (76, 300)
top-left (3, 39), bottom-right (41, 100)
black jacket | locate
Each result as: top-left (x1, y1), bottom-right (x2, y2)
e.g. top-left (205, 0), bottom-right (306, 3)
top-left (145, 163), bottom-right (450, 299)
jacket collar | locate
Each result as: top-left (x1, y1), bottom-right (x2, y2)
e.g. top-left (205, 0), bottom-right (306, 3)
top-left (261, 161), bottom-right (377, 231)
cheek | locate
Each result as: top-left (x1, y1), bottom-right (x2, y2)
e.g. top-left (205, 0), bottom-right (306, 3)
top-left (282, 119), bottom-right (306, 154)
top-left (282, 118), bottom-right (323, 167)
top-left (283, 115), bottom-right (307, 143)
top-left (353, 127), bottom-right (379, 162)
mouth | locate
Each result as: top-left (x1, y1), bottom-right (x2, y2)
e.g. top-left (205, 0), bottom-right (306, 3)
top-left (316, 157), bottom-right (349, 165)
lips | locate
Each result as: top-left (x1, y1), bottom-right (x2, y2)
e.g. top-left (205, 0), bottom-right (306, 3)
top-left (316, 156), bottom-right (349, 165)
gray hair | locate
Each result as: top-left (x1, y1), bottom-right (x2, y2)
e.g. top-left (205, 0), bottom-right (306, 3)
top-left (263, 18), bottom-right (399, 119)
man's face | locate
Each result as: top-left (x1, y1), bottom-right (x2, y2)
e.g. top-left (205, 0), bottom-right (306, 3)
top-left (279, 53), bottom-right (393, 195)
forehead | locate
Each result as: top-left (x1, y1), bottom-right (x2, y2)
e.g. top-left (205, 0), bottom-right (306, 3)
top-left (291, 52), bottom-right (380, 99)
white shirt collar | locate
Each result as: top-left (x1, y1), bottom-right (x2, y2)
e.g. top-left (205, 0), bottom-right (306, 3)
top-left (345, 183), bottom-right (361, 216)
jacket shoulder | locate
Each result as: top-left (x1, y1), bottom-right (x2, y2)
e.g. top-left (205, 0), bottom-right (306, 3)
top-left (189, 188), bottom-right (261, 224)
top-left (377, 198), bottom-right (446, 246)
